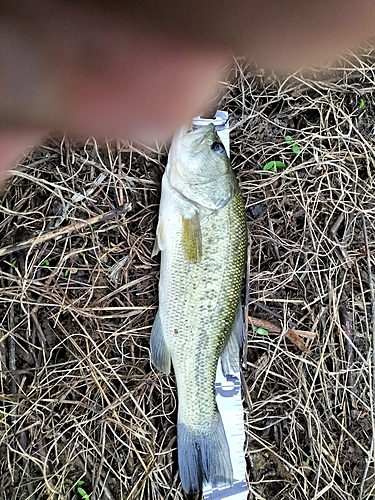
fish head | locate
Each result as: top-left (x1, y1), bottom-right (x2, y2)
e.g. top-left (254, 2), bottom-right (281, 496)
top-left (166, 124), bottom-right (236, 209)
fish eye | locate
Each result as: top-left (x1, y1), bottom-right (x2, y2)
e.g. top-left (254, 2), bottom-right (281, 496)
top-left (211, 141), bottom-right (225, 154)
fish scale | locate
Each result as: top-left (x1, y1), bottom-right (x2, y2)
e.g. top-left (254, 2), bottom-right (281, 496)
top-left (151, 123), bottom-right (247, 494)
top-left (163, 193), bottom-right (245, 423)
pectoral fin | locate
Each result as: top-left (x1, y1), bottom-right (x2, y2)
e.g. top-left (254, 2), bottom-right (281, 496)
top-left (152, 218), bottom-right (166, 257)
top-left (220, 303), bottom-right (244, 376)
top-left (150, 310), bottom-right (171, 374)
top-left (181, 212), bottom-right (202, 263)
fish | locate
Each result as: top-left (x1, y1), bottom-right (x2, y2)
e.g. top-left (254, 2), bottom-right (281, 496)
top-left (151, 122), bottom-right (247, 494)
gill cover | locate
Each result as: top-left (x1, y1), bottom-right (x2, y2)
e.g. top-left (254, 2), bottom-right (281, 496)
top-left (166, 124), bottom-right (237, 210)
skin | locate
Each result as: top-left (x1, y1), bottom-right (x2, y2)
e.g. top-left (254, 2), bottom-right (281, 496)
top-left (1, 0), bottom-right (375, 176)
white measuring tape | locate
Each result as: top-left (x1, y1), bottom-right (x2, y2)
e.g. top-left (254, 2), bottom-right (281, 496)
top-left (192, 112), bottom-right (248, 500)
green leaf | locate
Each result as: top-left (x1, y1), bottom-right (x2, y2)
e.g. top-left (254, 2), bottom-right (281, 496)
top-left (64, 269), bottom-right (69, 277)
top-left (263, 162), bottom-right (276, 172)
top-left (43, 259), bottom-right (50, 266)
top-left (77, 480), bottom-right (85, 486)
top-left (285, 135), bottom-right (300, 154)
top-left (263, 161), bottom-right (286, 172)
top-left (359, 98), bottom-right (366, 109)
top-left (254, 327), bottom-right (269, 336)
top-left (77, 487), bottom-right (90, 499)
top-left (284, 135), bottom-right (293, 144)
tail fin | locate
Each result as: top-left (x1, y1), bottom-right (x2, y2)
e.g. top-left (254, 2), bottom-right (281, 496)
top-left (177, 411), bottom-right (233, 494)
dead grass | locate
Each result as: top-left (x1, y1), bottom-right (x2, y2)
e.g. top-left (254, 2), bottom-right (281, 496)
top-left (1, 45), bottom-right (375, 499)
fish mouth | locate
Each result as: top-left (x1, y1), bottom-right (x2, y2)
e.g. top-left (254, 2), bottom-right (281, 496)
top-left (181, 123), bottom-right (216, 152)
top-left (170, 123), bottom-right (215, 151)
top-left (187, 122), bottom-right (215, 136)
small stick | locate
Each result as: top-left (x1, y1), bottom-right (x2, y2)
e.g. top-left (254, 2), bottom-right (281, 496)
top-left (253, 301), bottom-right (299, 328)
top-left (340, 306), bottom-right (358, 408)
top-left (19, 431), bottom-right (37, 500)
top-left (116, 139), bottom-right (124, 206)
top-left (361, 215), bottom-right (375, 477)
top-left (31, 312), bottom-right (47, 345)
top-left (0, 203), bottom-right (132, 258)
top-left (240, 369), bottom-right (252, 410)
top-left (249, 315), bottom-right (316, 353)
top-left (242, 240), bottom-right (251, 367)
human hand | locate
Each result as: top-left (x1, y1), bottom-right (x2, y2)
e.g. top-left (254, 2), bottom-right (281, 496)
top-left (2, 0), bottom-right (375, 176)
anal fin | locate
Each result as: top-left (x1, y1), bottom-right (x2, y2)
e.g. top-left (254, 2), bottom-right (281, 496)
top-left (150, 310), bottom-right (171, 374)
top-left (220, 302), bottom-right (244, 376)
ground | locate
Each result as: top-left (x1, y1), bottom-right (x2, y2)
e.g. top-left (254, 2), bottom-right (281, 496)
top-left (1, 48), bottom-right (375, 500)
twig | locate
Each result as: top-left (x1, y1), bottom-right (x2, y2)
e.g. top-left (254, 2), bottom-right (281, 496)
top-left (19, 431), bottom-right (36, 500)
top-left (340, 306), bottom-right (358, 409)
top-left (243, 240), bottom-right (251, 367)
top-left (360, 439), bottom-right (374, 499)
top-left (361, 214), bottom-right (375, 493)
top-left (253, 301), bottom-right (299, 329)
top-left (249, 315), bottom-right (316, 353)
top-left (0, 203), bottom-right (132, 258)
top-left (7, 259), bottom-right (17, 417)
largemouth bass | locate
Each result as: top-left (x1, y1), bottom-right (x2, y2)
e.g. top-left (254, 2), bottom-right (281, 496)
top-left (151, 123), bottom-right (247, 494)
